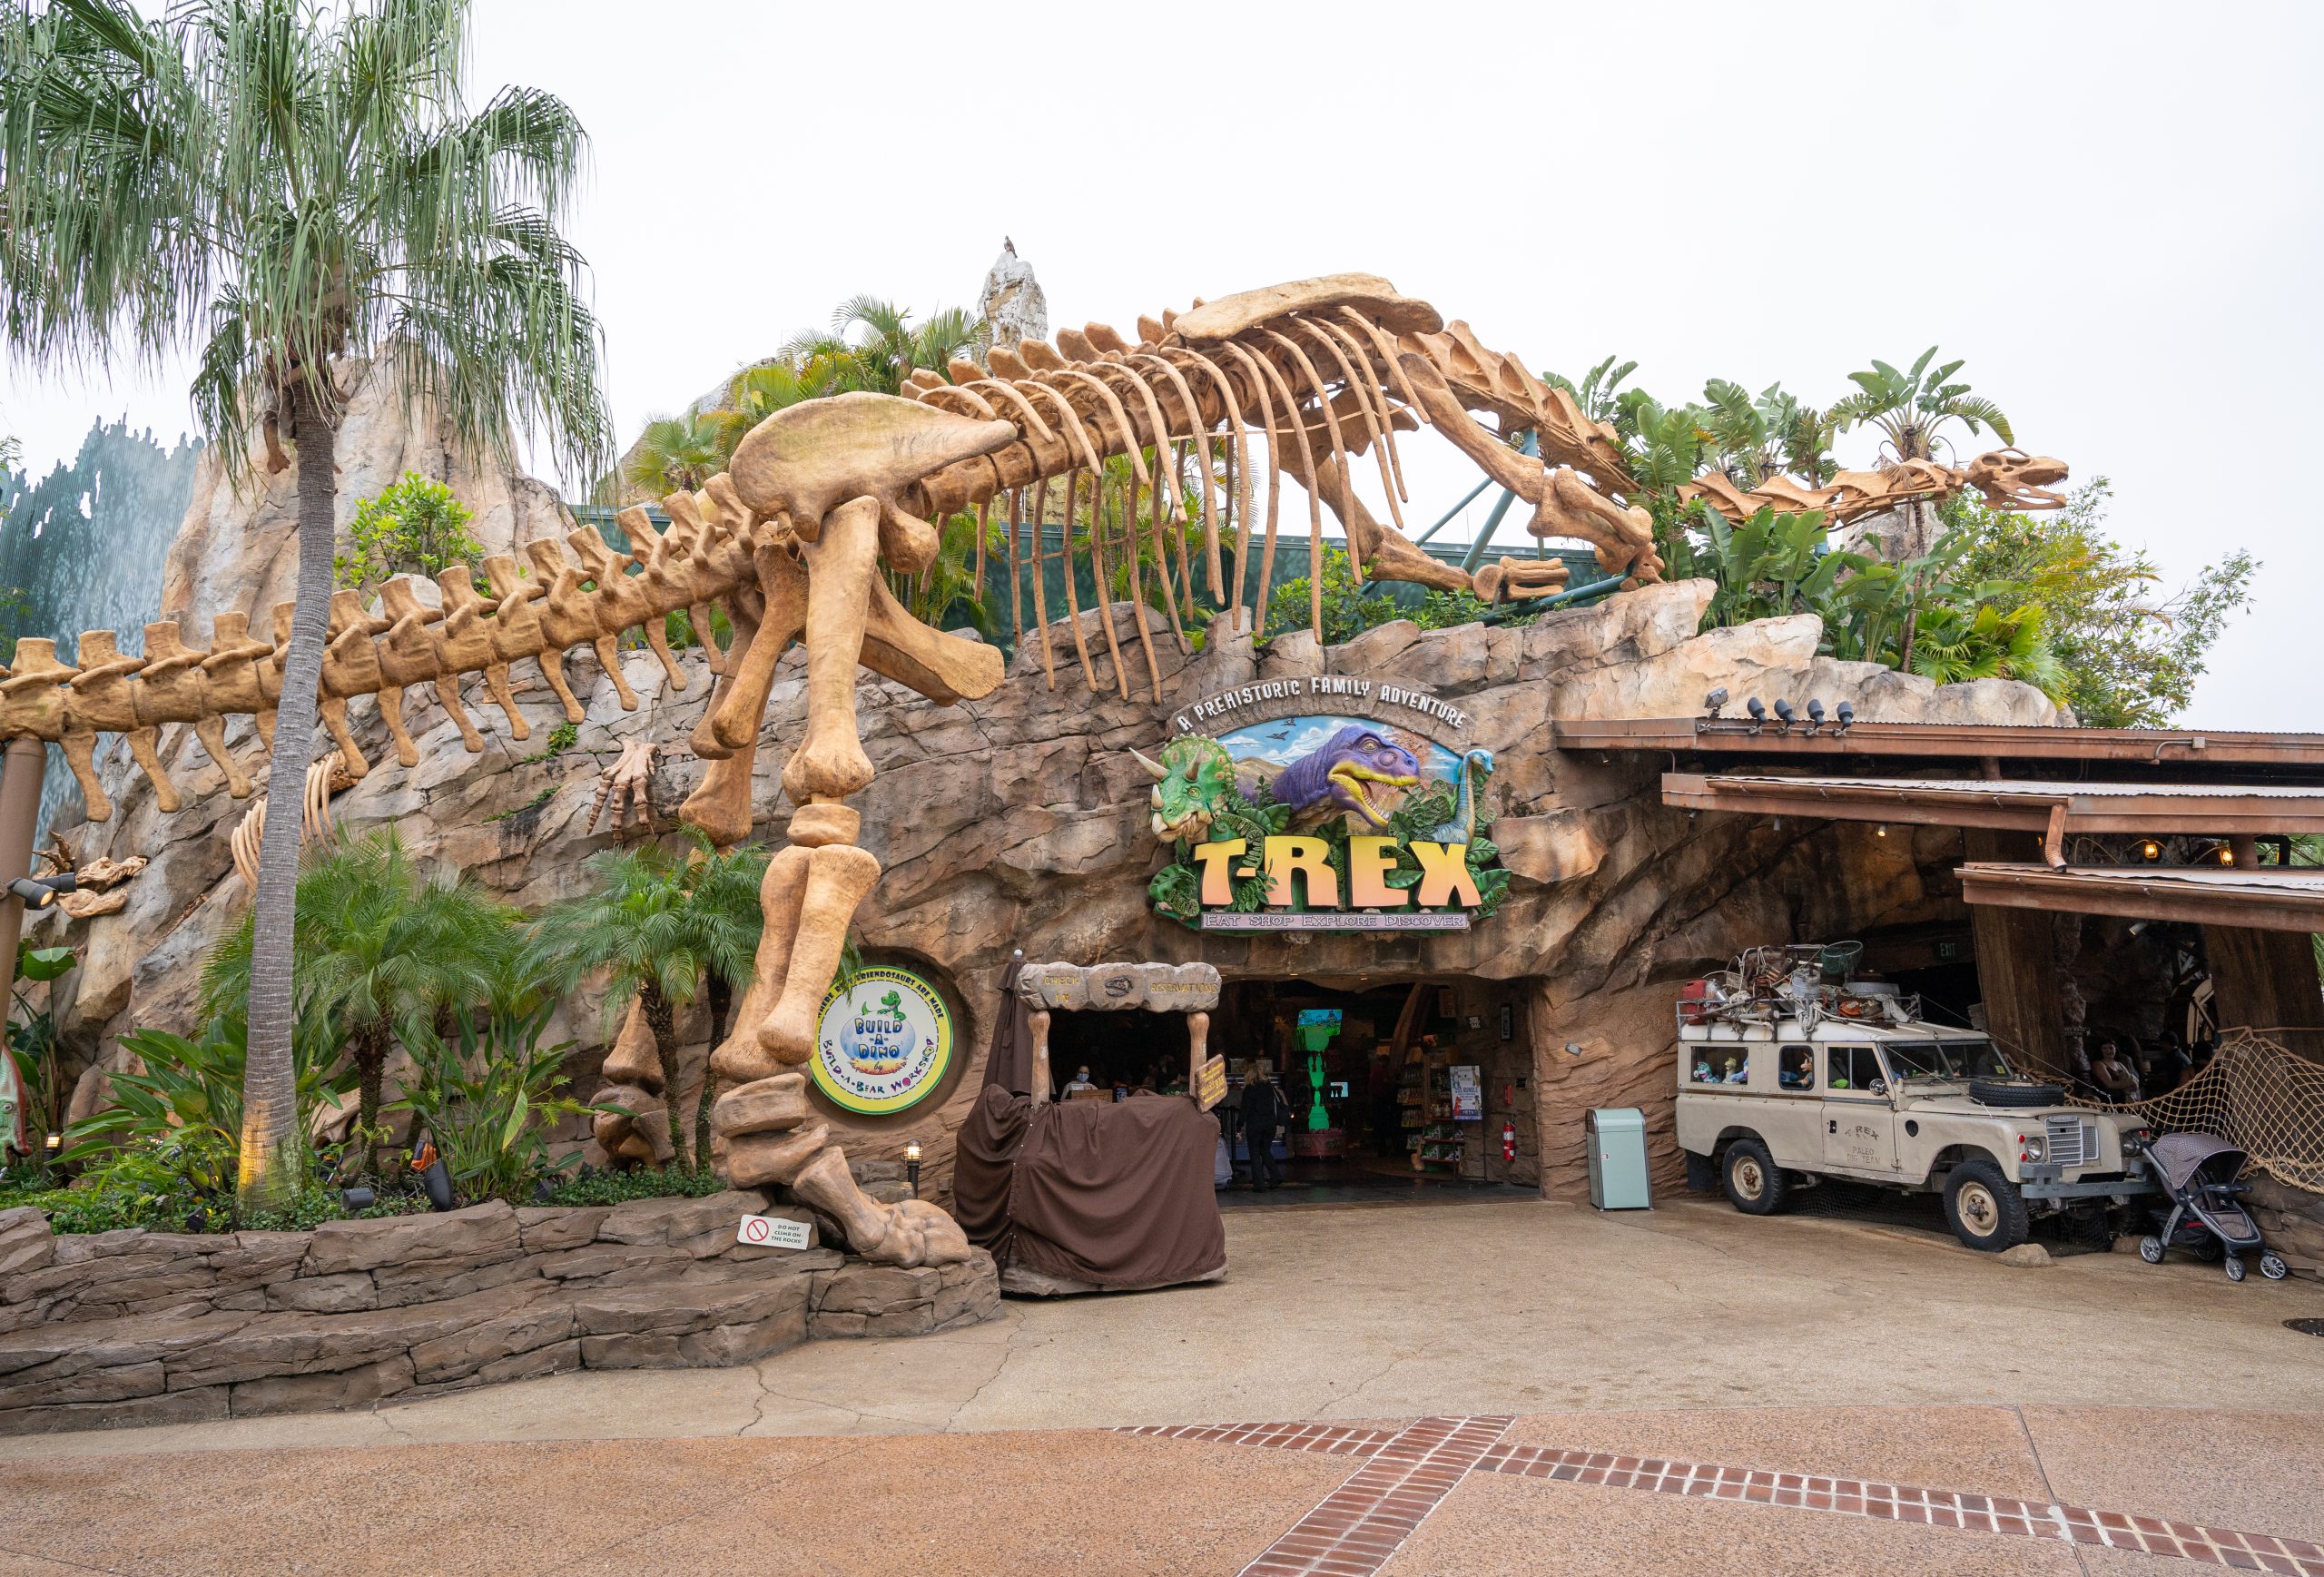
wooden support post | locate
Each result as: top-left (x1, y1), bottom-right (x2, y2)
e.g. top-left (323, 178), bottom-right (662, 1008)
top-left (1029, 1009), bottom-right (1052, 1105)
top-left (2204, 924), bottom-right (2324, 1055)
top-left (1964, 827), bottom-right (2068, 1072)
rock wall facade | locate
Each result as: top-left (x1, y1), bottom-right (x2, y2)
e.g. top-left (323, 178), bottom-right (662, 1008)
top-left (0, 1196), bottom-right (1000, 1434)
top-left (44, 573), bottom-right (2069, 1205)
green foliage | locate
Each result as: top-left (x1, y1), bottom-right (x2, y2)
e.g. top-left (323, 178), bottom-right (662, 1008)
top-left (777, 297), bottom-right (988, 400)
top-left (519, 720), bottom-right (579, 764)
top-left (395, 991), bottom-right (591, 1204)
top-left (1827, 347), bottom-right (2011, 463)
top-left (334, 474), bottom-right (485, 591)
top-left (1701, 380), bottom-right (1837, 488)
top-left (1263, 548), bottom-right (1403, 644)
top-left (487, 786), bottom-right (557, 822)
top-left (0, 0), bottom-right (612, 486)
top-left (621, 410), bottom-right (726, 500)
top-left (5, 941), bottom-right (77, 1176)
top-left (538, 1166), bottom-right (727, 1207)
top-left (1691, 507), bottom-right (1851, 629)
top-left (59, 1019), bottom-right (354, 1188)
top-left (1943, 480), bottom-right (2257, 727)
top-left (1541, 355), bottom-right (1638, 427)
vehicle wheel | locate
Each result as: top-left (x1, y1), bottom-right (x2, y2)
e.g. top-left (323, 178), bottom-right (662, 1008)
top-left (2194, 1237), bottom-right (2224, 1264)
top-left (2260, 1253), bottom-right (2289, 1281)
top-left (2224, 1255), bottom-right (2247, 1283)
top-left (1722, 1139), bottom-right (1787, 1217)
top-left (1967, 1078), bottom-right (2067, 1109)
top-left (1944, 1159), bottom-right (2030, 1252)
top-left (2138, 1235), bottom-right (2165, 1264)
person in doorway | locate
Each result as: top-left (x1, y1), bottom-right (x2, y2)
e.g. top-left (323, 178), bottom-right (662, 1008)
top-left (1241, 1061), bottom-right (1285, 1190)
top-left (2151, 1030), bottom-right (2193, 1093)
top-left (1061, 1065), bottom-right (1096, 1098)
top-left (2090, 1039), bottom-right (2142, 1103)
top-left (1369, 1051), bottom-right (1401, 1158)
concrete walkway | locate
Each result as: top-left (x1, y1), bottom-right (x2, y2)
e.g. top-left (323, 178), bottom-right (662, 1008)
top-left (5, 1196), bottom-right (2316, 1459)
top-left (5, 1198), bottom-right (2322, 1574)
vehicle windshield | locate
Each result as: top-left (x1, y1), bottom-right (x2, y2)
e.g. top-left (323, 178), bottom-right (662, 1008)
top-left (1882, 1037), bottom-right (2013, 1081)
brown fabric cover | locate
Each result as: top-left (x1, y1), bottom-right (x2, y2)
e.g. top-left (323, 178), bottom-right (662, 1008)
top-left (953, 960), bottom-right (1226, 1286)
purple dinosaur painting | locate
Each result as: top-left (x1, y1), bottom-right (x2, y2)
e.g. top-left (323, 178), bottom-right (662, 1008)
top-left (1241, 724), bottom-right (1423, 830)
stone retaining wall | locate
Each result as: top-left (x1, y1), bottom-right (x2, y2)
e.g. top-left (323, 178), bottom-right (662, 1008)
top-left (0, 1192), bottom-right (999, 1435)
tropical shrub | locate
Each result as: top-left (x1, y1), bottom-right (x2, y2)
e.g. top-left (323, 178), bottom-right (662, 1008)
top-left (396, 991), bottom-right (596, 1204)
top-left (4, 941), bottom-right (77, 1174)
top-left (202, 831), bottom-right (516, 1178)
top-left (333, 474), bottom-right (487, 592)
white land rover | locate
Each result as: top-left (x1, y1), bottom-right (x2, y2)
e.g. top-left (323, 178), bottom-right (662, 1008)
top-left (1672, 945), bottom-right (2154, 1252)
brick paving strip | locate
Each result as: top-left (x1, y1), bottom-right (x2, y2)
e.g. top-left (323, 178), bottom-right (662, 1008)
top-left (1123, 1416), bottom-right (1513, 1577)
top-left (1118, 1421), bottom-right (2324, 1575)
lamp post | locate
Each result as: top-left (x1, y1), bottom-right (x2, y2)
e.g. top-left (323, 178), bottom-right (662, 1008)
top-left (904, 1140), bottom-right (921, 1200)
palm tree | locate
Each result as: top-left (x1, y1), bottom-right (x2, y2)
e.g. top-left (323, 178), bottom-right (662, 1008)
top-left (1827, 347), bottom-right (2013, 466)
top-left (777, 296), bottom-right (987, 397)
top-left (621, 410), bottom-right (724, 498)
top-left (0, 0), bottom-right (609, 1211)
top-left (528, 831), bottom-right (765, 1173)
top-left (201, 830), bottom-right (510, 1178)
top-left (1701, 380), bottom-right (1837, 487)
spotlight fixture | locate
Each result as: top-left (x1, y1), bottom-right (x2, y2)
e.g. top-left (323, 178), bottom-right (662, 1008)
top-left (1772, 699), bottom-right (1797, 731)
top-left (1703, 687), bottom-right (1728, 719)
top-left (1746, 696), bottom-right (1767, 734)
top-left (2138, 839), bottom-right (2162, 862)
top-left (5, 872), bottom-right (76, 910)
top-left (340, 1186), bottom-right (376, 1211)
top-left (1805, 699), bottom-right (1827, 735)
top-left (905, 1139), bottom-right (922, 1199)
top-left (1835, 701), bottom-right (1856, 733)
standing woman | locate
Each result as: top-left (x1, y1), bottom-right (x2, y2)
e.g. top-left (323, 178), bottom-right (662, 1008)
top-left (1242, 1062), bottom-right (1285, 1191)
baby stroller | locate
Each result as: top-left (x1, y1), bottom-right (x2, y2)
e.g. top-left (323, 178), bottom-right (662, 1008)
top-left (2127, 1131), bottom-right (2288, 1283)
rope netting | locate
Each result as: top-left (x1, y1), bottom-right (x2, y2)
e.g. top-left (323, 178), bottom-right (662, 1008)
top-left (2014, 1029), bottom-right (2324, 1196)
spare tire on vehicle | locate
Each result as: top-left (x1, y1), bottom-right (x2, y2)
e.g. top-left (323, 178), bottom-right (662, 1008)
top-left (1969, 1077), bottom-right (2066, 1109)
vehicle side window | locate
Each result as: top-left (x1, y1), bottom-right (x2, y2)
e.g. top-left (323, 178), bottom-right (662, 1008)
top-left (1777, 1045), bottom-right (1814, 1091)
top-left (1824, 1045), bottom-right (1886, 1097)
top-left (1689, 1049), bottom-right (1749, 1086)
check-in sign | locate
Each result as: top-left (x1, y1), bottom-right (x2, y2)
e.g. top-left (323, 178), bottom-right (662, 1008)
top-left (735, 1213), bottom-right (812, 1250)
top-left (1195, 1056), bottom-right (1227, 1113)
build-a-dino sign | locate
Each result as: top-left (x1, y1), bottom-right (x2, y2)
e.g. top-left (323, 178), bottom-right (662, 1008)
top-left (1140, 678), bottom-right (1506, 931)
top-left (812, 965), bottom-right (954, 1115)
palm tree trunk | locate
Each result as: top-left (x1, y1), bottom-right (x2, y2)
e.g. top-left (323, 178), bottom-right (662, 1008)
top-left (694, 973), bottom-right (730, 1173)
top-left (236, 377), bottom-right (337, 1215)
top-left (642, 982), bottom-right (689, 1172)
top-left (355, 1023), bottom-right (389, 1181)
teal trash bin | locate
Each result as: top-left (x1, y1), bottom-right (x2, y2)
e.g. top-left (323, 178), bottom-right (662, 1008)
top-left (1587, 1108), bottom-right (1651, 1210)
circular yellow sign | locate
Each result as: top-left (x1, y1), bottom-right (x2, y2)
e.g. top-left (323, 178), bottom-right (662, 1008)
top-left (809, 965), bottom-right (954, 1116)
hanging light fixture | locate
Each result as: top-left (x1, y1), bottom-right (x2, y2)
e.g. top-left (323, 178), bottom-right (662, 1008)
top-left (2138, 839), bottom-right (2162, 862)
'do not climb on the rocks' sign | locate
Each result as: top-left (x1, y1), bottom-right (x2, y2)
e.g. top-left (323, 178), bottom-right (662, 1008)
top-left (812, 965), bottom-right (954, 1115)
top-left (1138, 679), bottom-right (1508, 933)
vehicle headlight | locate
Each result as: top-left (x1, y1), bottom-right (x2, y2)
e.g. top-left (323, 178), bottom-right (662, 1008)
top-left (2019, 1135), bottom-right (2045, 1163)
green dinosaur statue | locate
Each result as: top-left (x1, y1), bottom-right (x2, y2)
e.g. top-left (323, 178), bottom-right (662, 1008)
top-left (1130, 736), bottom-right (1236, 844)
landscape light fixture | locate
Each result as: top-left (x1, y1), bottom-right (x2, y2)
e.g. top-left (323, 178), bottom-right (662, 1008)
top-left (1703, 687), bottom-right (1728, 719)
top-left (340, 1186), bottom-right (376, 1211)
top-left (1835, 701), bottom-right (1855, 734)
top-left (1772, 699), bottom-right (1797, 732)
top-left (5, 872), bottom-right (75, 910)
top-left (904, 1140), bottom-right (922, 1199)
top-left (1805, 699), bottom-right (1826, 735)
top-left (1745, 696), bottom-right (1767, 734)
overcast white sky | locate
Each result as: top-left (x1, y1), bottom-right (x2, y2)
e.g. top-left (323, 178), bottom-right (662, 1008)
top-left (3, 1), bottom-right (2317, 728)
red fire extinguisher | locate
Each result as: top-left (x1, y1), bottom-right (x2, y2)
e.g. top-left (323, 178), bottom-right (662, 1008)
top-left (1501, 1120), bottom-right (1517, 1163)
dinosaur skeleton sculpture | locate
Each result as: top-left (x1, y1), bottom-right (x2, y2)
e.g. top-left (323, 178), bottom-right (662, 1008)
top-left (15, 272), bottom-right (2068, 1268)
top-left (1677, 448), bottom-right (2071, 525)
